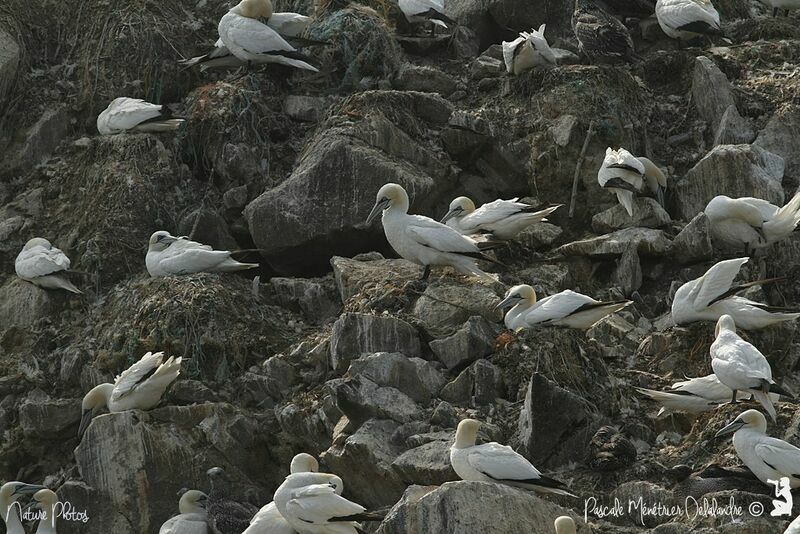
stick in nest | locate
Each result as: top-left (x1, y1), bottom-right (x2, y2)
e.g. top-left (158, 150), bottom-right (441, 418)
top-left (569, 120), bottom-right (595, 218)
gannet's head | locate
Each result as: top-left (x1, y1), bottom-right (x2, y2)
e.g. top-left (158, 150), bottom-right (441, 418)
top-left (715, 314), bottom-right (736, 337)
top-left (366, 183), bottom-right (410, 224)
top-left (0, 482), bottom-right (46, 505)
top-left (79, 383), bottom-right (114, 438)
top-left (715, 409), bottom-right (767, 439)
top-left (604, 147), bottom-right (644, 175)
top-left (554, 516), bottom-right (577, 534)
top-left (440, 196), bottom-right (476, 224)
top-left (178, 490), bottom-right (208, 514)
top-left (284, 472), bottom-right (343, 492)
top-left (290, 453), bottom-right (319, 474)
top-left (22, 237), bottom-right (52, 251)
top-left (25, 488), bottom-right (58, 518)
top-left (232, 0), bottom-right (272, 18)
top-left (148, 231), bottom-right (178, 252)
top-left (454, 418), bottom-right (481, 448)
top-left (496, 284), bottom-right (537, 310)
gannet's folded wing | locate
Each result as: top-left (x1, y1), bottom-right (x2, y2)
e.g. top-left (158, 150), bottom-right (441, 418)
top-left (101, 98), bottom-right (164, 132)
top-left (226, 16), bottom-right (295, 54)
top-left (268, 12), bottom-right (312, 37)
top-left (112, 351), bottom-right (164, 401)
top-left (287, 484), bottom-right (365, 522)
top-left (17, 247), bottom-right (71, 277)
top-left (524, 290), bottom-right (596, 323)
top-left (406, 217), bottom-right (482, 254)
top-left (689, 258), bottom-right (749, 309)
top-left (737, 197), bottom-right (781, 221)
top-left (159, 249), bottom-right (232, 274)
top-left (659, 0), bottom-right (719, 30)
top-left (755, 439), bottom-right (800, 478)
top-left (672, 374), bottom-right (731, 400)
top-left (465, 199), bottom-right (529, 226)
top-left (468, 442), bottom-right (542, 480)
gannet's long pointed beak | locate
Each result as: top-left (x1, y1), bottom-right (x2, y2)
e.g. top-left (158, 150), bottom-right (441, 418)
top-left (78, 409), bottom-right (93, 439)
top-left (715, 419), bottom-right (745, 439)
top-left (366, 199), bottom-right (389, 225)
top-left (495, 295), bottom-right (519, 310)
top-left (440, 208), bottom-right (459, 224)
top-left (14, 484), bottom-right (46, 496)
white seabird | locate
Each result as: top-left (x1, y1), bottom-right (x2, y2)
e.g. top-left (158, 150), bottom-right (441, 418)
top-left (440, 197), bottom-right (562, 240)
top-left (273, 473), bottom-right (367, 533)
top-left (496, 284), bottom-right (632, 330)
top-left (160, 490), bottom-right (209, 534)
top-left (218, 0), bottom-right (318, 72)
top-left (598, 148), bottom-right (668, 216)
top-left (786, 512), bottom-right (800, 534)
top-left (705, 191), bottom-right (800, 255)
top-left (27, 489), bottom-right (58, 534)
top-left (655, 0), bottom-right (724, 40)
top-left (366, 183), bottom-right (500, 283)
top-left (450, 419), bottom-right (575, 496)
top-left (398, 0), bottom-right (454, 36)
top-left (554, 516), bottom-right (577, 534)
top-left (97, 97), bottom-right (185, 135)
top-left (79, 351), bottom-right (182, 438)
top-left (244, 453), bottom-right (322, 534)
top-left (671, 257), bottom-right (800, 330)
top-left (0, 482), bottom-right (45, 534)
top-left (15, 238), bottom-right (82, 294)
top-left (711, 315), bottom-right (789, 421)
top-left (501, 25), bottom-right (557, 75)
top-left (715, 409), bottom-right (800, 488)
top-left (146, 231), bottom-right (259, 277)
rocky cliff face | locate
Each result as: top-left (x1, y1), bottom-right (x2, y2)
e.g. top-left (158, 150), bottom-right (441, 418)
top-left (1, 0), bottom-right (800, 532)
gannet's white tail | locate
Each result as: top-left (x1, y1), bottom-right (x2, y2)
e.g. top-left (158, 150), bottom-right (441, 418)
top-left (764, 191), bottom-right (800, 244)
top-left (38, 274), bottom-right (83, 294)
top-left (752, 387), bottom-right (777, 422)
top-left (521, 204), bottom-right (562, 225)
top-left (634, 387), bottom-right (718, 416)
top-left (214, 258), bottom-right (260, 272)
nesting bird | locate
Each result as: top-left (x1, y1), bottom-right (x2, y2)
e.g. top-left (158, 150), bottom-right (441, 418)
top-left (441, 197), bottom-right (561, 240)
top-left (671, 257), bottom-right (800, 329)
top-left (572, 0), bottom-right (638, 63)
top-left (597, 148), bottom-right (668, 216)
top-left (15, 238), bottom-right (82, 294)
top-left (497, 284), bottom-right (632, 330)
top-left (97, 98), bottom-right (185, 136)
top-left (0, 482), bottom-right (45, 534)
top-left (79, 351), bottom-right (182, 438)
top-left (715, 409), bottom-right (800, 488)
top-left (28, 489), bottom-right (59, 534)
top-left (366, 183), bottom-right (500, 283)
top-left (159, 490), bottom-right (209, 534)
top-left (206, 467), bottom-right (259, 534)
top-left (655, 0), bottom-right (723, 41)
top-left (217, 0), bottom-right (318, 71)
top-left (398, 0), bottom-right (454, 36)
top-left (501, 25), bottom-right (557, 75)
top-left (449, 419), bottom-right (575, 496)
top-left (146, 231), bottom-right (259, 277)
top-left (554, 516), bottom-right (577, 534)
top-left (705, 191), bottom-right (800, 255)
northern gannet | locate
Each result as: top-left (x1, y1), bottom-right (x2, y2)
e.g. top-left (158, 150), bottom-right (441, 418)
top-left (759, 0), bottom-right (800, 16)
top-left (146, 231), bottom-right (259, 277)
top-left (572, 0), bottom-right (638, 63)
top-left (711, 315), bottom-right (788, 421)
top-left (655, 0), bottom-right (723, 40)
top-left (398, 0), bottom-right (454, 36)
top-left (97, 98), bottom-right (185, 135)
top-left (79, 351), bottom-right (182, 437)
top-left (15, 238), bottom-right (82, 294)
top-left (440, 197), bottom-right (561, 240)
top-left (160, 490), bottom-right (209, 534)
top-left (598, 148), bottom-right (668, 216)
top-left (705, 192), bottom-right (800, 255)
top-left (28, 489), bottom-right (58, 534)
top-left (273, 473), bottom-right (369, 533)
top-left (450, 419), bottom-right (575, 496)
top-left (218, 0), bottom-right (318, 71)
top-left (671, 257), bottom-right (800, 329)
top-left (787, 512), bottom-right (800, 534)
top-left (715, 409), bottom-right (800, 488)
top-left (496, 284), bottom-right (632, 330)
top-left (554, 516), bottom-right (577, 534)
top-left (207, 467), bottom-right (258, 534)
top-left (244, 453), bottom-right (321, 534)
top-left (501, 25), bottom-right (557, 75)
top-left (0, 482), bottom-right (45, 534)
top-left (366, 183), bottom-right (500, 282)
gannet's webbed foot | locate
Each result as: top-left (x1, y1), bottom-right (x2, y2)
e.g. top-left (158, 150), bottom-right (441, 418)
top-left (421, 265), bottom-right (432, 280)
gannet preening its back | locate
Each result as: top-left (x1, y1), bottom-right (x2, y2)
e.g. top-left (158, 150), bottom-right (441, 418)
top-left (206, 467), bottom-right (259, 534)
top-left (160, 490), bottom-right (209, 534)
top-left (497, 284), bottom-right (632, 330)
top-left (244, 453), bottom-right (321, 534)
top-left (79, 351), bottom-right (182, 438)
top-left (366, 183), bottom-right (501, 283)
top-left (0, 482), bottom-right (46, 534)
top-left (28, 489), bottom-right (59, 534)
top-left (715, 409), bottom-right (800, 488)
top-left (450, 419), bottom-right (575, 496)
top-left (398, 0), bottom-right (455, 36)
top-left (218, 0), bottom-right (318, 71)
top-left (705, 192), bottom-right (800, 255)
top-left (598, 148), bottom-right (669, 216)
top-left (554, 516), bottom-right (577, 534)
top-left (671, 257), bottom-right (800, 330)
top-left (655, 0), bottom-right (723, 40)
top-left (502, 25), bottom-right (557, 75)
top-left (440, 197), bottom-right (562, 240)
top-left (97, 98), bottom-right (185, 135)
top-left (146, 231), bottom-right (259, 277)
top-left (572, 0), bottom-right (638, 63)
top-left (15, 238), bottom-right (82, 294)
top-left (711, 315), bottom-right (789, 421)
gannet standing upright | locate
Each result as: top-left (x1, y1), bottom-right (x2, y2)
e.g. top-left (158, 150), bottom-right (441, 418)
top-left (273, 472), bottom-right (367, 533)
top-left (671, 257), bottom-right (800, 329)
top-left (97, 98), bottom-right (185, 135)
top-left (0, 482), bottom-right (46, 534)
top-left (705, 191), bottom-right (800, 255)
top-left (440, 197), bottom-right (561, 240)
top-left (572, 0), bottom-right (638, 63)
top-left (554, 516), bottom-right (577, 534)
top-left (159, 490), bottom-right (209, 534)
top-left (146, 231), bottom-right (259, 277)
top-left (29, 489), bottom-right (59, 534)
top-left (366, 183), bottom-right (500, 282)
top-left (15, 238), bottom-right (82, 294)
top-left (502, 25), bottom-right (558, 75)
top-left (715, 409), bottom-right (800, 488)
top-left (398, 0), bottom-right (454, 36)
top-left (655, 0), bottom-right (723, 40)
top-left (79, 351), bottom-right (182, 437)
top-left (450, 419), bottom-right (575, 496)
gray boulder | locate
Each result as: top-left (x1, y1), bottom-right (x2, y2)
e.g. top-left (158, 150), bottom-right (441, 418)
top-left (347, 352), bottom-right (446, 403)
top-left (271, 276), bottom-right (341, 325)
top-left (692, 56), bottom-right (737, 138)
top-left (329, 313), bottom-right (422, 372)
top-left (429, 316), bottom-right (499, 370)
top-left (391, 440), bottom-right (458, 486)
top-left (394, 64), bottom-right (459, 96)
top-left (413, 282), bottom-right (501, 335)
top-left (713, 104), bottom-right (755, 146)
top-left (18, 390), bottom-right (81, 438)
top-left (0, 29), bottom-right (20, 104)
top-left (591, 198), bottom-right (671, 233)
top-left (754, 104), bottom-right (800, 180)
top-left (669, 212), bottom-right (714, 264)
top-left (329, 376), bottom-right (422, 423)
top-left (330, 256), bottom-right (422, 303)
top-left (0, 278), bottom-right (53, 331)
top-left (440, 359), bottom-right (503, 405)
